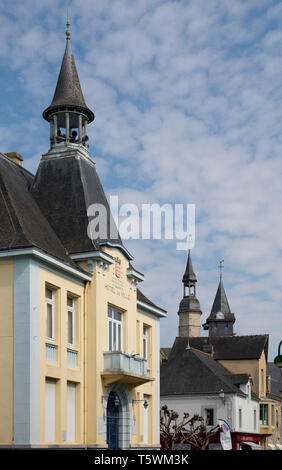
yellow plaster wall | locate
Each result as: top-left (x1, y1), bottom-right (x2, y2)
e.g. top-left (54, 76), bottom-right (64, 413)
top-left (39, 267), bottom-right (85, 444)
top-left (135, 310), bottom-right (156, 445)
top-left (0, 259), bottom-right (13, 444)
top-left (79, 247), bottom-right (158, 447)
top-left (30, 248), bottom-right (159, 448)
top-left (218, 350), bottom-right (267, 398)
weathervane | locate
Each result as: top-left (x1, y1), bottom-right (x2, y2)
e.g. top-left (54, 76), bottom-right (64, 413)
top-left (218, 259), bottom-right (224, 281)
top-left (66, 5), bottom-right (71, 40)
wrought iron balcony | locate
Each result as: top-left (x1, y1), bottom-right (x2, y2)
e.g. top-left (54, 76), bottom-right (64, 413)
top-left (101, 351), bottom-right (153, 387)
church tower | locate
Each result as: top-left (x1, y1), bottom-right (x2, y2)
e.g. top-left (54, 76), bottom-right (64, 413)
top-left (203, 261), bottom-right (235, 336)
top-left (178, 250), bottom-right (202, 338)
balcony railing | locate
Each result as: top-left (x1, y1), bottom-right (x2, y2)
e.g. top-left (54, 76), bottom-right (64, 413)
top-left (67, 348), bottom-right (78, 367)
top-left (102, 351), bottom-right (151, 386)
top-left (46, 343), bottom-right (57, 363)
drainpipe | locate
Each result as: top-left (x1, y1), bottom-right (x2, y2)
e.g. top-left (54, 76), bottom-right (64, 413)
top-left (83, 279), bottom-right (89, 447)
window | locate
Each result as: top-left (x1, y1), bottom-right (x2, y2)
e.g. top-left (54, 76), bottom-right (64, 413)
top-left (46, 287), bottom-right (55, 340)
top-left (239, 409), bottom-right (242, 429)
top-left (67, 382), bottom-right (76, 443)
top-left (143, 326), bottom-right (149, 360)
top-left (45, 378), bottom-right (56, 442)
top-left (254, 409), bottom-right (257, 431)
top-left (108, 306), bottom-right (123, 351)
top-left (67, 296), bottom-right (75, 346)
top-left (260, 404), bottom-right (268, 425)
top-left (205, 408), bottom-right (214, 426)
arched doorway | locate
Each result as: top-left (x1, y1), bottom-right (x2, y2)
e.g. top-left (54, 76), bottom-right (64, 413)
top-left (104, 383), bottom-right (131, 449)
top-left (107, 392), bottom-right (120, 450)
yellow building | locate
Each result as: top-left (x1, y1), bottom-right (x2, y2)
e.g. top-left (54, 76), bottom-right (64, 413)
top-left (0, 22), bottom-right (166, 449)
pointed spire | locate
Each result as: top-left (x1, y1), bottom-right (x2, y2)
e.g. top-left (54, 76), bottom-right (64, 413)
top-left (178, 249), bottom-right (202, 338)
top-left (203, 260), bottom-right (235, 336)
top-left (210, 279), bottom-right (231, 318)
top-left (43, 19), bottom-right (94, 123)
top-left (182, 249), bottom-right (197, 284)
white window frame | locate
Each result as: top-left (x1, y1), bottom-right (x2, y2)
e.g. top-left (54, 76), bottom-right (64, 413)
top-left (67, 296), bottom-right (76, 347)
top-left (46, 287), bottom-right (55, 341)
top-left (143, 326), bottom-right (149, 360)
top-left (108, 305), bottom-right (123, 352)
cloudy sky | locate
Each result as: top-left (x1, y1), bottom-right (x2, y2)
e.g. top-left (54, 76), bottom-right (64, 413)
top-left (0, 0), bottom-right (282, 360)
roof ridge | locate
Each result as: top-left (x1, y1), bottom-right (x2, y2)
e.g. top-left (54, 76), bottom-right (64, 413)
top-left (0, 162), bottom-right (29, 249)
top-left (77, 156), bottom-right (97, 251)
top-left (0, 157), bottom-right (77, 268)
top-left (189, 346), bottom-right (211, 357)
top-left (0, 153), bottom-right (34, 178)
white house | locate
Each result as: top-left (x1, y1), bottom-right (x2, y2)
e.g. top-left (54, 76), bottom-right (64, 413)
top-left (160, 341), bottom-right (261, 450)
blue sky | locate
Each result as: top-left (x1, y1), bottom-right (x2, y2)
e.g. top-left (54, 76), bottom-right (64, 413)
top-left (0, 0), bottom-right (282, 361)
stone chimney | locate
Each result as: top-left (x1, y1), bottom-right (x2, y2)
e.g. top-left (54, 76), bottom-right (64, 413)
top-left (5, 152), bottom-right (23, 166)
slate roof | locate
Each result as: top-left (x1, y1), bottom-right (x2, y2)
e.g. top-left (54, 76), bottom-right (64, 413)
top-left (267, 362), bottom-right (282, 399)
top-left (137, 289), bottom-right (167, 313)
top-left (43, 37), bottom-right (94, 123)
top-left (182, 250), bottom-right (197, 283)
top-left (189, 335), bottom-right (269, 361)
top-left (227, 374), bottom-right (250, 386)
top-left (160, 337), bottom-right (246, 396)
top-left (0, 154), bottom-right (77, 268)
top-left (178, 295), bottom-right (202, 314)
top-left (205, 280), bottom-right (235, 323)
top-left (30, 153), bottom-right (124, 255)
top-left (0, 153), bottom-right (164, 312)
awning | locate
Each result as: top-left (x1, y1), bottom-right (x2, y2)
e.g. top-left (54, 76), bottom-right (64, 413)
top-left (240, 442), bottom-right (262, 450)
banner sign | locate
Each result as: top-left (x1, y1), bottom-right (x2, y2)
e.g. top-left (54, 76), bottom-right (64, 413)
top-left (218, 419), bottom-right (232, 450)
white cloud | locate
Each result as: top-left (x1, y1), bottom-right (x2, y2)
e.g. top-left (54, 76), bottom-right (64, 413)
top-left (0, 0), bottom-right (281, 360)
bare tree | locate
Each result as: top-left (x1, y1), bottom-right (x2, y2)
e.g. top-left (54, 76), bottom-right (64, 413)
top-left (160, 405), bottom-right (219, 450)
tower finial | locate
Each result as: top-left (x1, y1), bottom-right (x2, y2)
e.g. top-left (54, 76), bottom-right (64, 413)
top-left (218, 259), bottom-right (224, 281)
top-left (66, 7), bottom-right (71, 40)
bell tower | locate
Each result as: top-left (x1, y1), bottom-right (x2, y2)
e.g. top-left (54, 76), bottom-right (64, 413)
top-left (42, 19), bottom-right (94, 156)
top-left (178, 250), bottom-right (202, 338)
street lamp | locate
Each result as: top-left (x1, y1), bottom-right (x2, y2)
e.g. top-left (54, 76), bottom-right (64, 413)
top-left (132, 399), bottom-right (149, 409)
top-left (274, 340), bottom-right (282, 375)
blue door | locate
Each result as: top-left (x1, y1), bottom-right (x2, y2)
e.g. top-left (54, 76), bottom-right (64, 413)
top-left (107, 392), bottom-right (120, 450)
